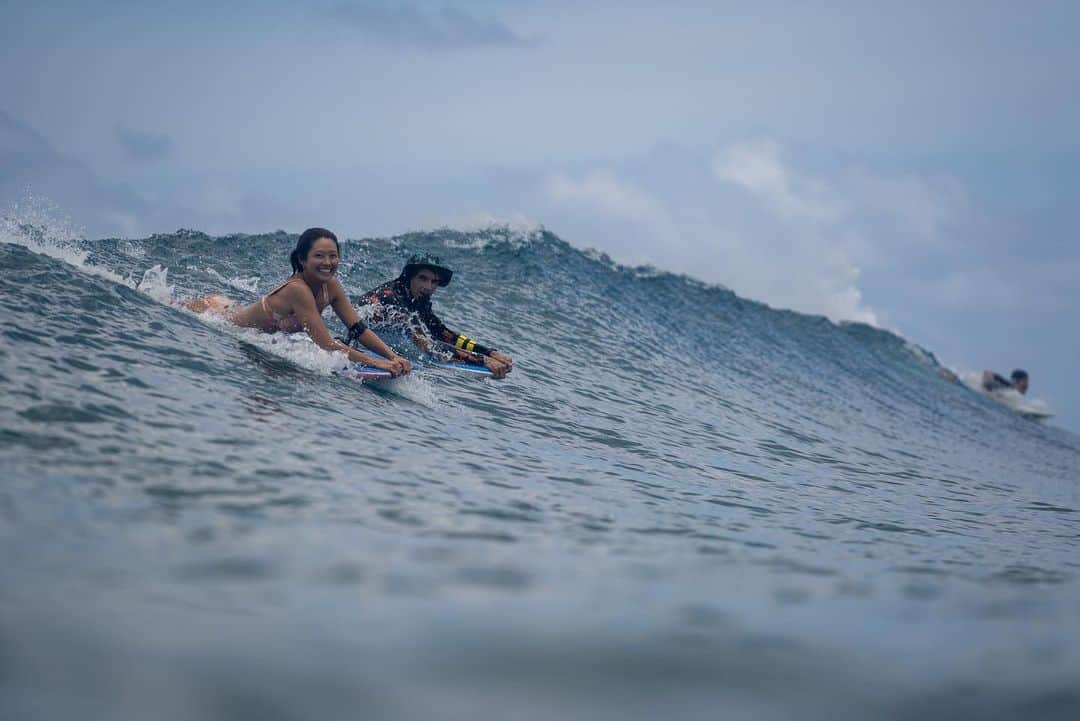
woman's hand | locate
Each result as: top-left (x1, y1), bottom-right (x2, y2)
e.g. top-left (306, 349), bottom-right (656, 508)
top-left (376, 356), bottom-right (410, 377)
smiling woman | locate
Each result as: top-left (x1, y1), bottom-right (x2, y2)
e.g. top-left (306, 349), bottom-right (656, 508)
top-left (183, 227), bottom-right (412, 377)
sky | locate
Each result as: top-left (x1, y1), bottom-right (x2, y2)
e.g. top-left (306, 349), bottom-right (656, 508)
top-left (2, 0), bottom-right (1079, 430)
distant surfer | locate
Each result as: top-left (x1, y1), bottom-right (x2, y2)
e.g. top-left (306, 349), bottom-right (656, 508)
top-left (937, 367), bottom-right (1030, 395)
top-left (981, 369), bottom-right (1029, 395)
top-left (183, 228), bottom-right (412, 376)
top-left (356, 254), bottom-right (514, 379)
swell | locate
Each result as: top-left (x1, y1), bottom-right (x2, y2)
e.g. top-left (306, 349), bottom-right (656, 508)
top-left (6, 223), bottom-right (1076, 510)
top-left (2, 223), bottom-right (1070, 448)
top-left (3, 223), bottom-right (1080, 721)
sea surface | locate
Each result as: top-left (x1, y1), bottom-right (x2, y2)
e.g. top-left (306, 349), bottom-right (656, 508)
top-left (1, 219), bottom-right (1078, 721)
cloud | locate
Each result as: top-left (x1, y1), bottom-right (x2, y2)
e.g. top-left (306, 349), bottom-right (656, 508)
top-left (932, 255), bottom-right (1080, 314)
top-left (713, 139), bottom-right (842, 223)
top-left (0, 108), bottom-right (149, 237)
top-left (540, 169), bottom-right (694, 273)
top-left (537, 141), bottom-right (978, 326)
top-left (544, 170), bottom-right (665, 226)
top-left (330, 2), bottom-right (536, 50)
top-left (0, 108), bottom-right (50, 157)
top-left (0, 109), bottom-right (307, 238)
top-left (843, 171), bottom-right (961, 244)
top-left (935, 268), bottom-right (1019, 311)
top-left (115, 126), bottom-right (173, 162)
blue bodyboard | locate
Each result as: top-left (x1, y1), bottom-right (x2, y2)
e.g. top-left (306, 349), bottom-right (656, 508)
top-left (338, 364), bottom-right (394, 380)
top-left (428, 360), bottom-right (493, 376)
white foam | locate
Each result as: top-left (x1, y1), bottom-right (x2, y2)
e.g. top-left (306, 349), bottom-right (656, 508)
top-left (0, 193), bottom-right (134, 288)
top-left (904, 342), bottom-right (938, 369)
top-left (196, 311), bottom-right (350, 376)
top-left (371, 372), bottom-right (438, 407)
top-left (136, 264), bottom-right (175, 304)
top-left (181, 301), bottom-right (435, 403)
top-left (204, 267), bottom-right (261, 294)
top-left (423, 214), bottom-right (545, 250)
top-left (120, 240), bottom-right (146, 258)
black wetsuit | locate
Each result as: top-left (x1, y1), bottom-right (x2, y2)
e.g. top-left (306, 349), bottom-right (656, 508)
top-left (355, 277), bottom-right (495, 362)
top-left (982, 373), bottom-right (1014, 392)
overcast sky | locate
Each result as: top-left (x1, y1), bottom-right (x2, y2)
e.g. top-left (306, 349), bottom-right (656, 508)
top-left (2, 0), bottom-right (1079, 429)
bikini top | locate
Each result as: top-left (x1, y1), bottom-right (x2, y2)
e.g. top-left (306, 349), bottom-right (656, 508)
top-left (260, 276), bottom-right (330, 333)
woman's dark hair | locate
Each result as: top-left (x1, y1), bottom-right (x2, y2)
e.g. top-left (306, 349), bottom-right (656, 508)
top-left (290, 227), bottom-right (339, 273)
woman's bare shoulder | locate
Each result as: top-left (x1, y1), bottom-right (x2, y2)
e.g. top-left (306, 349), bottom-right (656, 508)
top-left (278, 278), bottom-right (318, 307)
top-left (326, 276), bottom-right (350, 298)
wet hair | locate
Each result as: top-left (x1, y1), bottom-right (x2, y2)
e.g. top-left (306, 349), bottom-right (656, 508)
top-left (290, 227), bottom-right (339, 273)
top-left (1011, 369), bottom-right (1028, 382)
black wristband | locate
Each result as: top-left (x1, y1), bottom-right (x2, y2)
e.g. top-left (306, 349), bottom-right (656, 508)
top-left (345, 320), bottom-right (368, 346)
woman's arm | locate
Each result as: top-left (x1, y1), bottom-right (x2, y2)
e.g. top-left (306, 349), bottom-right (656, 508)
top-left (353, 327), bottom-right (410, 364)
top-left (286, 284), bottom-right (409, 376)
top-left (327, 279), bottom-right (411, 374)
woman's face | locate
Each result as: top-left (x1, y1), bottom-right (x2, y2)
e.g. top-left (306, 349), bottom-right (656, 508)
top-left (302, 237), bottom-right (340, 281)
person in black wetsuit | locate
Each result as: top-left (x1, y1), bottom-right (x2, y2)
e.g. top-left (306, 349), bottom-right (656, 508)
top-left (981, 368), bottom-right (1029, 394)
top-left (354, 254), bottom-right (514, 379)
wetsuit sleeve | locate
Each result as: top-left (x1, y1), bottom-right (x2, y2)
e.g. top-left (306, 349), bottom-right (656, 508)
top-left (415, 305), bottom-right (449, 341)
top-left (421, 307), bottom-right (496, 358)
top-left (982, 372), bottom-right (1013, 391)
top-left (447, 332), bottom-right (495, 357)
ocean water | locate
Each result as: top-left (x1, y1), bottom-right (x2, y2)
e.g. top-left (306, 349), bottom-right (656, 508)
top-left (1, 219), bottom-right (1078, 721)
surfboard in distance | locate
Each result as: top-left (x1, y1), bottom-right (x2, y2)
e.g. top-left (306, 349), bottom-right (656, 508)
top-left (985, 391), bottom-right (1054, 421)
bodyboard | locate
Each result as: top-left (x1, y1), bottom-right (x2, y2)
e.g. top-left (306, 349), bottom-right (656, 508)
top-left (427, 360), bottom-right (493, 376)
top-left (338, 364), bottom-right (395, 380)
